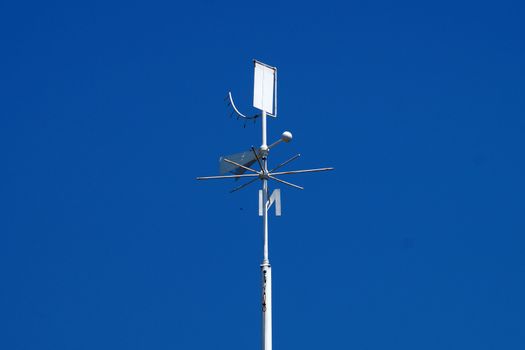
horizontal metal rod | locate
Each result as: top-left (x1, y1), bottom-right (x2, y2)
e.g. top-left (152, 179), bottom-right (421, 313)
top-left (270, 167), bottom-right (334, 176)
top-left (268, 175), bottom-right (304, 190)
top-left (222, 158), bottom-right (259, 174)
top-left (196, 173), bottom-right (260, 180)
top-left (230, 177), bottom-right (259, 193)
top-left (270, 154), bottom-right (301, 173)
top-left (268, 139), bottom-right (282, 150)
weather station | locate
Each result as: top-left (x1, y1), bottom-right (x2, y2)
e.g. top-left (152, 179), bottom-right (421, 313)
top-left (197, 60), bottom-right (333, 350)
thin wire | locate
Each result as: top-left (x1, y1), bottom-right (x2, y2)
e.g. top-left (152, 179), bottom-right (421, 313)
top-left (230, 177), bottom-right (259, 193)
top-left (251, 147), bottom-right (264, 171)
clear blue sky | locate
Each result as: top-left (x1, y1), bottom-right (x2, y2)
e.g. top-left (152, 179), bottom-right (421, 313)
top-left (2, 1), bottom-right (525, 349)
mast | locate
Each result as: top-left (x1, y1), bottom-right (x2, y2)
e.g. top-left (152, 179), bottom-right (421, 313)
top-left (260, 110), bottom-right (272, 350)
top-left (196, 59), bottom-right (333, 350)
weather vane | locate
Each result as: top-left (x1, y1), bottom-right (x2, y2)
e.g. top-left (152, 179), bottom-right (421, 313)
top-left (197, 60), bottom-right (333, 350)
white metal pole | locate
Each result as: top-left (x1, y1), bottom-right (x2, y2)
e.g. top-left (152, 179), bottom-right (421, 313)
top-left (261, 111), bottom-right (267, 149)
top-left (261, 110), bottom-right (272, 350)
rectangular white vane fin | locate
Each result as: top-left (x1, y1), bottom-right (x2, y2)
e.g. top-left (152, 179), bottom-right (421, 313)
top-left (253, 61), bottom-right (276, 115)
top-left (259, 189), bottom-right (281, 216)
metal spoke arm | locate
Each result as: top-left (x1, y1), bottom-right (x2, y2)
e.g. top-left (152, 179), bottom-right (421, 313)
top-left (196, 173), bottom-right (260, 180)
top-left (270, 167), bottom-right (334, 176)
top-left (269, 154), bottom-right (301, 173)
top-left (222, 158), bottom-right (260, 174)
top-left (268, 175), bottom-right (304, 190)
top-left (229, 177), bottom-right (259, 193)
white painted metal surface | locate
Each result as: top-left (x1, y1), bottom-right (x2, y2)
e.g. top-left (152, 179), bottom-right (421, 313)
top-left (260, 149), bottom-right (272, 350)
top-left (262, 111), bottom-right (268, 149)
top-left (253, 61), bottom-right (277, 116)
top-left (261, 263), bottom-right (272, 350)
top-left (259, 189), bottom-right (281, 216)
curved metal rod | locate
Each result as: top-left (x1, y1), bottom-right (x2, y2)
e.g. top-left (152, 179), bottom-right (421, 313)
top-left (222, 158), bottom-right (260, 175)
top-left (268, 175), bottom-right (304, 190)
top-left (228, 92), bottom-right (259, 120)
